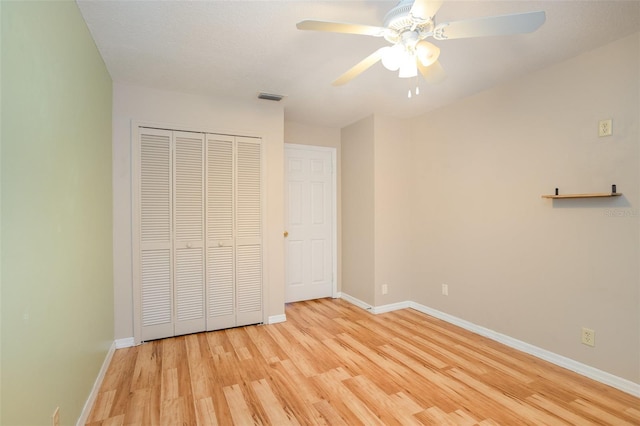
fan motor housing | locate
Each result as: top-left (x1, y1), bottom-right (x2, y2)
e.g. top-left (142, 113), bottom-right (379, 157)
top-left (383, 0), bottom-right (435, 44)
top-left (383, 1), bottom-right (413, 29)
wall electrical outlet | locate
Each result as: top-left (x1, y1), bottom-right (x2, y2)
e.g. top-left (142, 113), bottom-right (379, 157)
top-left (52, 407), bottom-right (60, 426)
top-left (381, 284), bottom-right (388, 295)
top-left (598, 119), bottom-right (612, 137)
top-left (442, 284), bottom-right (449, 296)
top-left (581, 327), bottom-right (595, 347)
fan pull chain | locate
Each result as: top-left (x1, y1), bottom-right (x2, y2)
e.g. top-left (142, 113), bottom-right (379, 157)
top-left (408, 77), bottom-right (420, 99)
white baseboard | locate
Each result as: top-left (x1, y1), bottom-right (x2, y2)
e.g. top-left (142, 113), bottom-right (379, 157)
top-left (339, 293), bottom-right (409, 314)
top-left (408, 302), bottom-right (640, 398)
top-left (268, 314), bottom-right (287, 324)
top-left (339, 294), bottom-right (640, 398)
top-left (76, 341), bottom-right (116, 426)
top-left (339, 292), bottom-right (374, 311)
top-left (115, 337), bottom-right (135, 349)
top-left (372, 300), bottom-right (411, 314)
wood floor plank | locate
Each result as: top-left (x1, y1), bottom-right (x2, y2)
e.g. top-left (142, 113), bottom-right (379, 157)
top-left (343, 374), bottom-right (422, 426)
top-left (243, 324), bottom-right (284, 364)
top-left (101, 348), bottom-right (137, 419)
top-left (415, 406), bottom-right (459, 426)
top-left (570, 398), bottom-right (637, 425)
top-left (450, 409), bottom-right (481, 426)
top-left (526, 393), bottom-right (600, 426)
top-left (223, 383), bottom-right (264, 426)
top-left (194, 397), bottom-right (219, 426)
top-left (312, 399), bottom-right (347, 425)
top-left (271, 358), bottom-right (324, 405)
top-left (447, 367), bottom-right (567, 425)
top-left (87, 298), bottom-right (640, 425)
top-left (160, 368), bottom-right (179, 401)
top-left (251, 378), bottom-right (300, 425)
top-left (389, 391), bottom-right (424, 415)
top-left (312, 368), bottom-right (385, 426)
top-left (260, 360), bottom-right (328, 424)
top-left (264, 324), bottom-right (319, 377)
top-left (87, 389), bottom-right (116, 422)
top-left (322, 336), bottom-right (403, 395)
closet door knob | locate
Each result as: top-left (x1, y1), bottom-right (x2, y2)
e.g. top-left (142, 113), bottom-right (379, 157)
top-left (283, 231), bottom-right (289, 238)
top-left (186, 242), bottom-right (192, 248)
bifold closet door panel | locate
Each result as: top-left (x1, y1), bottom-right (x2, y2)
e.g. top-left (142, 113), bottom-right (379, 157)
top-left (206, 134), bottom-right (235, 330)
top-left (135, 129), bottom-right (263, 341)
top-left (173, 131), bottom-right (206, 336)
top-left (235, 137), bottom-right (263, 327)
top-left (137, 129), bottom-right (174, 341)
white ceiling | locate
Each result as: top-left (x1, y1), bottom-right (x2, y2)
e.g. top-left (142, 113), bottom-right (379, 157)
top-left (77, 0), bottom-right (640, 128)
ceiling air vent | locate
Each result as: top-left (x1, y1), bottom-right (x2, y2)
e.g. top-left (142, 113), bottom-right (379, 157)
top-left (258, 92), bottom-right (284, 101)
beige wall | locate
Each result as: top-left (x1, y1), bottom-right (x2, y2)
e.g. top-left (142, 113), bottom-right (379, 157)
top-left (113, 83), bottom-right (285, 340)
top-left (340, 115), bottom-right (416, 306)
top-left (1, 1), bottom-right (114, 423)
top-left (410, 32), bottom-right (639, 383)
top-left (374, 116), bottom-right (413, 305)
top-left (284, 121), bottom-right (342, 292)
top-left (341, 117), bottom-right (376, 304)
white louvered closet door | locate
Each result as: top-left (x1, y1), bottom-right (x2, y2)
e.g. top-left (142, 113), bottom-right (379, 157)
top-left (206, 135), bottom-right (263, 329)
top-left (135, 128), bottom-right (262, 343)
top-left (206, 134), bottom-right (235, 330)
top-left (173, 131), bottom-right (206, 335)
top-left (235, 136), bottom-right (263, 327)
top-left (137, 128), bottom-right (174, 341)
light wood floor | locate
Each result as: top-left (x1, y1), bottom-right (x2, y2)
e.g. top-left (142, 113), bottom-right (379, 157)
top-left (87, 298), bottom-right (640, 425)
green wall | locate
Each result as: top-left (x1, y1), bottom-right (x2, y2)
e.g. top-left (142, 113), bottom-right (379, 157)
top-left (1, 1), bottom-right (113, 424)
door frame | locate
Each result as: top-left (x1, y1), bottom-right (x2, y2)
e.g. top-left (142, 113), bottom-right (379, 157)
top-left (284, 143), bottom-right (338, 300)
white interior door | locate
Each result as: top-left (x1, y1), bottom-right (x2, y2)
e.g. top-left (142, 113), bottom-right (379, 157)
top-left (284, 144), bottom-right (335, 303)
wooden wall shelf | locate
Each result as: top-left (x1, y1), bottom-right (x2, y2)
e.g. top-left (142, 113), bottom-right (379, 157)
top-left (542, 185), bottom-right (621, 199)
top-left (541, 192), bottom-right (622, 199)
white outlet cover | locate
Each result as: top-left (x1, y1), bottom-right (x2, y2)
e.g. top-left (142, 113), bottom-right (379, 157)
top-left (581, 327), bottom-right (595, 347)
top-left (598, 119), bottom-right (612, 137)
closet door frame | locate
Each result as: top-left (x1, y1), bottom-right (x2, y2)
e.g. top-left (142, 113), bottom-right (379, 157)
top-left (132, 122), bottom-right (267, 345)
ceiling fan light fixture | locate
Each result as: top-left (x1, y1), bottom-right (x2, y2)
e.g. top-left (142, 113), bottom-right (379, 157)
top-left (398, 56), bottom-right (417, 78)
top-left (297, 2), bottom-right (545, 86)
top-left (381, 44), bottom-right (404, 71)
top-left (416, 41), bottom-right (440, 67)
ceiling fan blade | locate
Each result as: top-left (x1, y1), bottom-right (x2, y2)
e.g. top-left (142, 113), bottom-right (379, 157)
top-left (417, 60), bottom-right (446, 84)
top-left (410, 0), bottom-right (443, 20)
top-left (297, 20), bottom-right (387, 37)
top-left (434, 11), bottom-right (546, 40)
top-left (332, 47), bottom-right (386, 86)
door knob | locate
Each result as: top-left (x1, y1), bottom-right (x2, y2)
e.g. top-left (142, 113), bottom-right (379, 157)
top-left (284, 231), bottom-right (289, 238)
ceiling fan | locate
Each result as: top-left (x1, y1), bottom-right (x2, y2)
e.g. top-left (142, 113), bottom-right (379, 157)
top-left (297, 0), bottom-right (546, 86)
